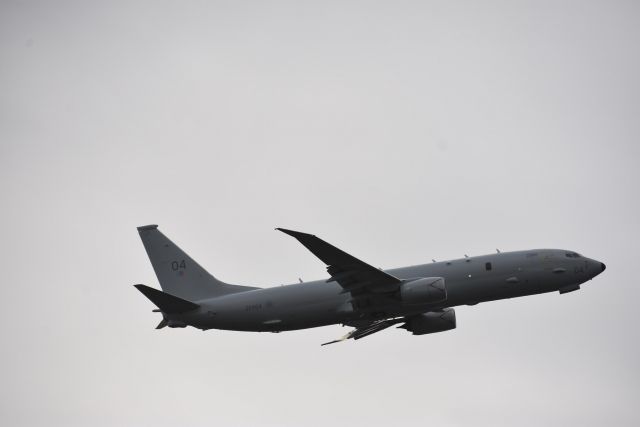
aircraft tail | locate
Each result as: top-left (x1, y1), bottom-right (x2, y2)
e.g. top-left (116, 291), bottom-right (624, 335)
top-left (137, 225), bottom-right (259, 301)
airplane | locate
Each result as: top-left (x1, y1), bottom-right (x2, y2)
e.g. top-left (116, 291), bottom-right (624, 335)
top-left (134, 225), bottom-right (606, 345)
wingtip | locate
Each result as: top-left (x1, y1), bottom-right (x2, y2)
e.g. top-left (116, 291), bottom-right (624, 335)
top-left (137, 224), bottom-right (158, 232)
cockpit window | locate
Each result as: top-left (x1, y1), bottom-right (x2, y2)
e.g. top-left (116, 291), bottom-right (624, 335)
top-left (565, 252), bottom-right (581, 258)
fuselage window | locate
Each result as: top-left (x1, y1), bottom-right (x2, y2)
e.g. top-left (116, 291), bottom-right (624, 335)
top-left (485, 262), bottom-right (492, 271)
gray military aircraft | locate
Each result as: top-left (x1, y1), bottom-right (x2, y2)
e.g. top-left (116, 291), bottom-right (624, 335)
top-left (134, 225), bottom-right (606, 345)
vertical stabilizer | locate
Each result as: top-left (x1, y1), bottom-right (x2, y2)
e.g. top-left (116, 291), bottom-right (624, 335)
top-left (137, 225), bottom-right (258, 301)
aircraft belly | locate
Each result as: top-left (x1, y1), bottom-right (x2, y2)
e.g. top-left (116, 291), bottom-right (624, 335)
top-left (203, 304), bottom-right (344, 332)
top-left (194, 282), bottom-right (349, 332)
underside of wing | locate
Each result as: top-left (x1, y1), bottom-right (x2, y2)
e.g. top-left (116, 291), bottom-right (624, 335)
top-left (321, 318), bottom-right (405, 345)
top-left (320, 308), bottom-right (458, 345)
top-left (276, 228), bottom-right (401, 295)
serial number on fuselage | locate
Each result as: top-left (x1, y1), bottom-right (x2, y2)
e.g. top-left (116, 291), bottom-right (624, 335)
top-left (245, 304), bottom-right (263, 312)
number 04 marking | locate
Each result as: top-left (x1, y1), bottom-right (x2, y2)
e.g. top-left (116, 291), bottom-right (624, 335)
top-left (171, 260), bottom-right (186, 271)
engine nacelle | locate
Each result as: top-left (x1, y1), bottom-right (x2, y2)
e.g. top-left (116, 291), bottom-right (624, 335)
top-left (401, 308), bottom-right (457, 335)
top-left (400, 277), bottom-right (447, 304)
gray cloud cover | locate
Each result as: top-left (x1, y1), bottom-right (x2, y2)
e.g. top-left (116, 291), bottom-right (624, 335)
top-left (1, 1), bottom-right (639, 426)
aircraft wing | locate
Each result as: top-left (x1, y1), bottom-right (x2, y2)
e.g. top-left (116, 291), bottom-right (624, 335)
top-left (321, 317), bottom-right (405, 345)
top-left (276, 228), bottom-right (401, 294)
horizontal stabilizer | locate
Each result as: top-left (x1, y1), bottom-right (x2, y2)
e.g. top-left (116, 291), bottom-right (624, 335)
top-left (134, 284), bottom-right (200, 314)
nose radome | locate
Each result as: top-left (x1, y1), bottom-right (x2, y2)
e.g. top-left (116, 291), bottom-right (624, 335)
top-left (601, 262), bottom-right (606, 272)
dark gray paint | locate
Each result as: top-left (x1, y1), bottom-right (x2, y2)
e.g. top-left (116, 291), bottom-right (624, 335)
top-left (135, 225), bottom-right (605, 343)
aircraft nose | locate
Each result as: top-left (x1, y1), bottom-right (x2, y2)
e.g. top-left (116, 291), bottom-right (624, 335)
top-left (589, 259), bottom-right (606, 278)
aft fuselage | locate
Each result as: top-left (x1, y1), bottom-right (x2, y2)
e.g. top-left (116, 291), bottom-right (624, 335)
top-left (176, 249), bottom-right (604, 332)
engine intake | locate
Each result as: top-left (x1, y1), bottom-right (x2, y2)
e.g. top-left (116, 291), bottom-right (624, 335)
top-left (400, 277), bottom-right (447, 304)
top-left (401, 308), bottom-right (456, 335)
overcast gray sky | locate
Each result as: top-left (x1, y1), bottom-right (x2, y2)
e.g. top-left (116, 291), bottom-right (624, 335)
top-left (1, 1), bottom-right (639, 426)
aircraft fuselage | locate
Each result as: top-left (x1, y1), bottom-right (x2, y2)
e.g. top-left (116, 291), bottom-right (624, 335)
top-left (175, 249), bottom-right (604, 332)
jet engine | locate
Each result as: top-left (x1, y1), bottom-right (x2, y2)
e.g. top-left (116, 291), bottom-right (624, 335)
top-left (400, 308), bottom-right (456, 335)
top-left (399, 277), bottom-right (447, 304)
